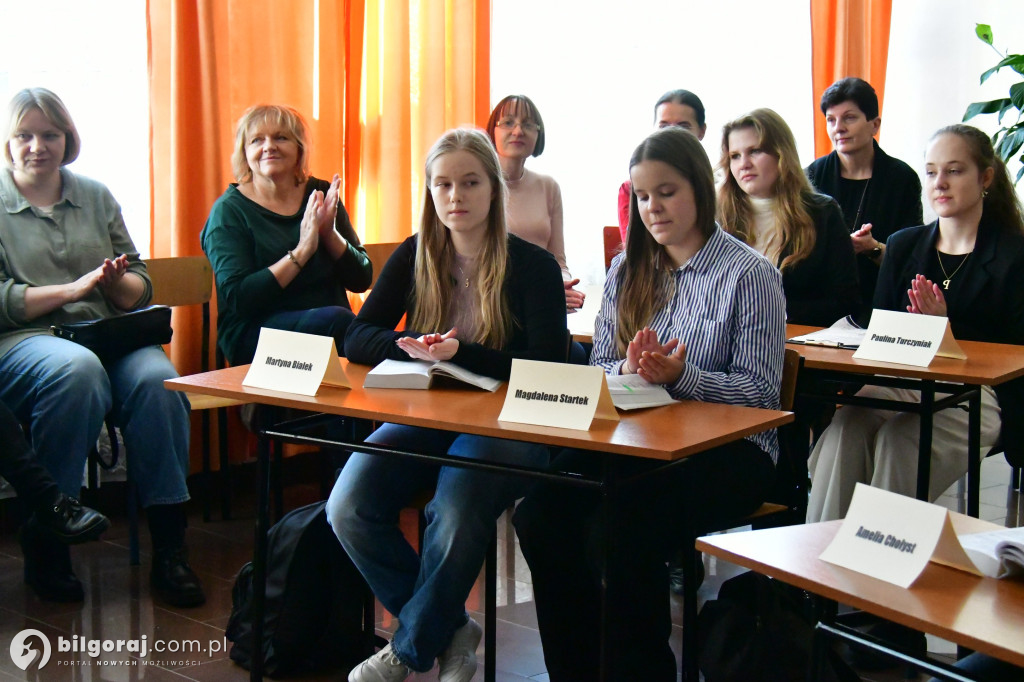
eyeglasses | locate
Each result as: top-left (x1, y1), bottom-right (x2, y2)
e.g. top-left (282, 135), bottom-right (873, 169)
top-left (496, 118), bottom-right (540, 133)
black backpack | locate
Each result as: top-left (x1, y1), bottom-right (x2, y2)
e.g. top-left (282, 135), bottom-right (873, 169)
top-left (226, 501), bottom-right (373, 677)
top-left (697, 571), bottom-right (859, 682)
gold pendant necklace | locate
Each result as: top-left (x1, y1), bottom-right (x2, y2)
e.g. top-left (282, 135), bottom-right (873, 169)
top-left (936, 248), bottom-right (970, 290)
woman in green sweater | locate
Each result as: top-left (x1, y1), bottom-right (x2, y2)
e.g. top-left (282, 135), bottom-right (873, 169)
top-left (201, 104), bottom-right (372, 365)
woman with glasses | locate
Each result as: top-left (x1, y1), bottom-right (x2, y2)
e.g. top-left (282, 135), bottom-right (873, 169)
top-left (486, 95), bottom-right (584, 311)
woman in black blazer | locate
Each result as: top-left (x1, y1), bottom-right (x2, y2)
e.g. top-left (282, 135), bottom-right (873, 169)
top-left (807, 124), bottom-right (1024, 523)
top-left (718, 108), bottom-right (860, 326)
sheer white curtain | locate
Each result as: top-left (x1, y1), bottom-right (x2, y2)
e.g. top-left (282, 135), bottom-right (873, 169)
top-left (491, 0), bottom-right (814, 285)
top-left (0, 0), bottom-right (149, 254)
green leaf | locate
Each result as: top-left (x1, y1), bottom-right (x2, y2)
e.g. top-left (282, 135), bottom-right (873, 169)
top-left (980, 55), bottom-right (1024, 83)
top-left (964, 98), bottom-right (1011, 121)
top-left (1011, 82), bottom-right (1024, 111)
top-left (995, 126), bottom-right (1024, 162)
top-left (1016, 163), bottom-right (1023, 184)
top-left (976, 23), bottom-right (993, 45)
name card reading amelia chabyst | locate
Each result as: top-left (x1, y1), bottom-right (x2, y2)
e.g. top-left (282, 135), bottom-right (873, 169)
top-left (853, 309), bottom-right (966, 367)
top-left (498, 359), bottom-right (619, 431)
top-left (819, 483), bottom-right (982, 588)
top-left (243, 327), bottom-right (350, 396)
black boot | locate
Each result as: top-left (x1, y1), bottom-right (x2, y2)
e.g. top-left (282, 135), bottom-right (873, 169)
top-left (20, 522), bottom-right (84, 602)
top-left (31, 493), bottom-right (110, 544)
top-left (147, 504), bottom-right (205, 608)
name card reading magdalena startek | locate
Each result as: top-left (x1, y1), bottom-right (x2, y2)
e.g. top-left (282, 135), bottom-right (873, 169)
top-left (242, 328), bottom-right (350, 396)
top-left (498, 359), bottom-right (618, 430)
top-left (853, 309), bottom-right (966, 367)
top-left (819, 483), bottom-right (982, 588)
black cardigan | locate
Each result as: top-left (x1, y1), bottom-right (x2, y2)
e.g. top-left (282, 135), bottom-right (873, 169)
top-left (777, 193), bottom-right (861, 326)
top-left (874, 220), bottom-right (1024, 465)
top-left (344, 233), bottom-right (567, 380)
top-left (806, 140), bottom-right (923, 320)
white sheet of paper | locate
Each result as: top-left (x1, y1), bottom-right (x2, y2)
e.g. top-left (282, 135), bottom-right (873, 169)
top-left (498, 359), bottom-right (607, 430)
top-left (819, 483), bottom-right (951, 588)
top-left (242, 327), bottom-right (350, 396)
top-left (853, 309), bottom-right (964, 367)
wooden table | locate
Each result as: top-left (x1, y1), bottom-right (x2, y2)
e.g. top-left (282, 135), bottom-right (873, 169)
top-left (698, 517), bottom-right (1024, 678)
top-left (787, 324), bottom-right (1024, 515)
top-left (167, 360), bottom-right (792, 682)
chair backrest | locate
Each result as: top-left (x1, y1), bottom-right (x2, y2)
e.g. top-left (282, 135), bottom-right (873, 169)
top-left (780, 348), bottom-right (801, 412)
top-left (145, 255), bottom-right (217, 372)
top-left (147, 256), bottom-right (213, 307)
top-left (603, 225), bottom-right (622, 271)
top-left (362, 242), bottom-right (403, 287)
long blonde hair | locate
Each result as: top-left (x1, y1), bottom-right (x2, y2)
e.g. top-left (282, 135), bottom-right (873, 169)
top-left (410, 128), bottom-right (512, 349)
top-left (617, 127), bottom-right (717, 356)
top-left (717, 108), bottom-right (817, 270)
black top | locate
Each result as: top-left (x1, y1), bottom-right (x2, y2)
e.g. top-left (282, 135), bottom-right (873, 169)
top-left (777, 192), bottom-right (861, 326)
top-left (874, 219), bottom-right (1024, 464)
top-left (806, 140), bottom-right (923, 321)
top-left (344, 233), bottom-right (567, 380)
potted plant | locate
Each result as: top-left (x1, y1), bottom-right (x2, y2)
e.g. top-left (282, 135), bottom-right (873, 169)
top-left (963, 23), bottom-right (1024, 184)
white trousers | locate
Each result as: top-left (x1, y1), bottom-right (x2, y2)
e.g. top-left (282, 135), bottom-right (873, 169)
top-left (806, 384), bottom-right (1001, 522)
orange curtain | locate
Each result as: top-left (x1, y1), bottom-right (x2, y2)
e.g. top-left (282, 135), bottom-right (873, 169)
top-left (148, 0), bottom-right (490, 466)
top-left (810, 0), bottom-right (892, 158)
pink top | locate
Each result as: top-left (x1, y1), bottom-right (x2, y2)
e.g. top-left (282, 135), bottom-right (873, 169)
top-left (506, 168), bottom-right (570, 279)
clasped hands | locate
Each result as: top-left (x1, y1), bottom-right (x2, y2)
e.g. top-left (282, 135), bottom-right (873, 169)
top-left (396, 328), bottom-right (460, 362)
top-left (295, 174), bottom-right (342, 262)
top-left (906, 274), bottom-right (947, 317)
top-left (622, 327), bottom-right (686, 385)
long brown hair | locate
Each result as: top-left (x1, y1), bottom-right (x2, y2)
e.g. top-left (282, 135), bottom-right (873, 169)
top-left (930, 124), bottom-right (1024, 235)
top-left (717, 108), bottom-right (817, 270)
top-left (616, 127), bottom-right (716, 355)
top-left (410, 128), bottom-right (512, 349)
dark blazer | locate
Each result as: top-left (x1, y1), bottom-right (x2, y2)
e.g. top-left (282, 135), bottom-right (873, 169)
top-left (875, 220), bottom-right (1024, 465)
top-left (806, 140), bottom-right (923, 321)
top-left (778, 193), bottom-right (861, 326)
top-left (344, 233), bottom-right (567, 380)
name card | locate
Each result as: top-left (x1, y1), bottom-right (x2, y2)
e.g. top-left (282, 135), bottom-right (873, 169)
top-left (819, 484), bottom-right (981, 588)
top-left (853, 309), bottom-right (966, 367)
top-left (243, 328), bottom-right (350, 396)
top-left (498, 359), bottom-right (619, 431)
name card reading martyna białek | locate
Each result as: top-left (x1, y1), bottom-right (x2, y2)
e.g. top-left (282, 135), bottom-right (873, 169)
top-left (243, 328), bottom-right (350, 396)
top-left (818, 483), bottom-right (982, 588)
top-left (498, 359), bottom-right (619, 431)
top-left (853, 309), bottom-right (966, 367)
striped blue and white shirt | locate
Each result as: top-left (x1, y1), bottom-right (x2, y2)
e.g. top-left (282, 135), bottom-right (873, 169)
top-left (591, 226), bottom-right (786, 461)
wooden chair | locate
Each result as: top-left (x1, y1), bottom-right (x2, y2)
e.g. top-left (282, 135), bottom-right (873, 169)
top-left (602, 225), bottom-right (622, 271)
top-left (147, 256), bottom-right (244, 522)
top-left (679, 347), bottom-right (804, 680)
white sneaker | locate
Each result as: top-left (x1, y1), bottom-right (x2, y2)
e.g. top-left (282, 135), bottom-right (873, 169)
top-left (348, 643), bottom-right (413, 682)
top-left (437, 617), bottom-right (483, 682)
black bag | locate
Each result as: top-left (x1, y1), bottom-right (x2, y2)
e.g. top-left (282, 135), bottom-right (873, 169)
top-left (698, 571), bottom-right (858, 682)
top-left (226, 501), bottom-right (372, 677)
top-left (50, 305), bottom-right (173, 363)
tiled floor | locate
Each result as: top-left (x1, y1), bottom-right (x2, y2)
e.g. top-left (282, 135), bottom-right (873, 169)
top-left (0, 454), bottom-right (1019, 681)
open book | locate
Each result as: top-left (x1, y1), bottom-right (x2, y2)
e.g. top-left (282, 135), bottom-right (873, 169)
top-left (363, 359), bottom-right (502, 392)
top-left (956, 526), bottom-right (1024, 579)
top-left (787, 315), bottom-right (865, 349)
top-left (606, 374), bottom-right (677, 410)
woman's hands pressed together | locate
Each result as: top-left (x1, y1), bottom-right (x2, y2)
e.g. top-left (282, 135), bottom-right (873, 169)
top-left (396, 327), bottom-right (460, 362)
top-left (906, 274), bottom-right (947, 317)
top-left (623, 326), bottom-right (687, 384)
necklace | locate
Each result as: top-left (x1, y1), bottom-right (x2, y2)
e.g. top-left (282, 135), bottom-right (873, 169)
top-left (935, 249), bottom-right (971, 290)
top-left (453, 262), bottom-right (471, 288)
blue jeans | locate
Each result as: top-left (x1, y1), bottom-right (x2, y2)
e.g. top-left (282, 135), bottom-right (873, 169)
top-left (326, 423), bottom-right (550, 672)
top-left (236, 305), bottom-right (355, 365)
top-left (0, 335), bottom-right (191, 507)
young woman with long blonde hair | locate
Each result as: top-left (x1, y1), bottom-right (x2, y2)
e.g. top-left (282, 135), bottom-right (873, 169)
top-left (328, 128), bottom-right (566, 682)
top-left (718, 107), bottom-right (860, 325)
